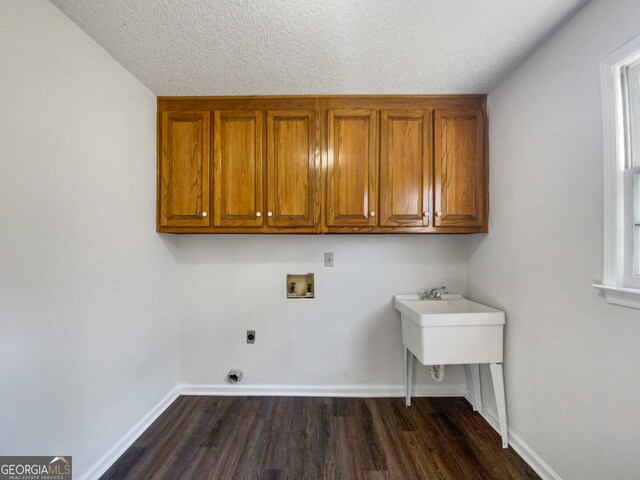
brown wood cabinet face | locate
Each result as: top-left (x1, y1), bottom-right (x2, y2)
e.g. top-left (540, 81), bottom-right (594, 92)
top-left (213, 110), bottom-right (264, 227)
top-left (380, 110), bottom-right (432, 227)
top-left (157, 96), bottom-right (487, 234)
top-left (160, 111), bottom-right (210, 227)
top-left (266, 110), bottom-right (317, 227)
top-left (326, 109), bottom-right (378, 227)
top-left (434, 109), bottom-right (485, 227)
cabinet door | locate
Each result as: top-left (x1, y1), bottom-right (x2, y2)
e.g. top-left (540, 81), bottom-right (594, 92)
top-left (380, 110), bottom-right (432, 227)
top-left (160, 111), bottom-right (210, 227)
top-left (326, 109), bottom-right (378, 226)
top-left (213, 110), bottom-right (264, 227)
top-left (434, 109), bottom-right (485, 227)
top-left (266, 110), bottom-right (317, 227)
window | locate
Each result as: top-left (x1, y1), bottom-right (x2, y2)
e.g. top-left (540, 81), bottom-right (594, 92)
top-left (595, 35), bottom-right (640, 309)
top-left (622, 60), bottom-right (640, 285)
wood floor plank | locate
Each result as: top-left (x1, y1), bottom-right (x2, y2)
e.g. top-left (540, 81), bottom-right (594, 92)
top-left (306, 399), bottom-right (332, 480)
top-left (100, 447), bottom-right (149, 480)
top-left (229, 414), bottom-right (270, 478)
top-left (106, 395), bottom-right (203, 480)
top-left (443, 400), bottom-right (540, 480)
top-left (101, 396), bottom-right (540, 480)
top-left (262, 397), bottom-right (296, 471)
top-left (354, 398), bottom-right (388, 473)
top-left (367, 398), bottom-right (426, 478)
top-left (216, 398), bottom-right (261, 480)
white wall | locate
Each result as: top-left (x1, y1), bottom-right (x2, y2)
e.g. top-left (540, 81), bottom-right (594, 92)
top-left (178, 235), bottom-right (469, 390)
top-left (467, 0), bottom-right (640, 478)
top-left (0, 0), bottom-right (178, 477)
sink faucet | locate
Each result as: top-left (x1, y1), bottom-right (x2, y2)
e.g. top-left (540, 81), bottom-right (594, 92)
top-left (421, 286), bottom-right (449, 300)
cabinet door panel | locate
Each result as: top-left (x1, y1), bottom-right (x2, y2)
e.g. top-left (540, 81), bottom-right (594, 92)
top-left (267, 110), bottom-right (316, 227)
top-left (160, 111), bottom-right (210, 227)
top-left (434, 109), bottom-right (484, 227)
top-left (327, 109), bottom-right (378, 226)
top-left (213, 111), bottom-right (263, 227)
top-left (380, 110), bottom-right (432, 227)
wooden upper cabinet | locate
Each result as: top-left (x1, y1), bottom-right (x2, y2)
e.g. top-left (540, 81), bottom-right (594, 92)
top-left (326, 109), bottom-right (378, 227)
top-left (213, 110), bottom-right (264, 227)
top-left (157, 96), bottom-right (487, 234)
top-left (434, 109), bottom-right (485, 227)
top-left (266, 110), bottom-right (317, 227)
top-left (159, 111), bottom-right (210, 227)
top-left (380, 110), bottom-right (432, 227)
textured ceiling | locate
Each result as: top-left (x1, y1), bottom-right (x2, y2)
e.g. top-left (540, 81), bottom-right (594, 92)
top-left (50, 0), bottom-right (588, 96)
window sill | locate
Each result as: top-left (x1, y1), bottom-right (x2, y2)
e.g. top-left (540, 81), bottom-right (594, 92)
top-left (593, 284), bottom-right (640, 309)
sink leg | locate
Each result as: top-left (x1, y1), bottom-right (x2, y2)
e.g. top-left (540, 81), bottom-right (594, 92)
top-left (405, 348), bottom-right (414, 407)
top-left (464, 365), bottom-right (472, 404)
top-left (490, 363), bottom-right (508, 448)
top-left (471, 363), bottom-right (482, 413)
top-left (464, 364), bottom-right (483, 412)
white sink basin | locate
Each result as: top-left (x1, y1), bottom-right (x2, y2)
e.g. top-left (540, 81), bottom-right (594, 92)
top-left (394, 294), bottom-right (505, 365)
top-left (394, 294), bottom-right (505, 326)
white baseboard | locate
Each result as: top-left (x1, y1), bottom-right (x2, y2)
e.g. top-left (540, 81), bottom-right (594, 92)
top-left (78, 387), bottom-right (180, 480)
top-left (179, 383), bottom-right (467, 398)
top-left (475, 401), bottom-right (564, 480)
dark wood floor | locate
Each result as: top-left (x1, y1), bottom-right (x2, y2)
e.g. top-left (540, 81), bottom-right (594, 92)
top-left (101, 396), bottom-right (539, 480)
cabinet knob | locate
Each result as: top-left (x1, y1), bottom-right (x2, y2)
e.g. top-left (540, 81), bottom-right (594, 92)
top-left (256, 212), bottom-right (262, 218)
top-left (201, 211), bottom-right (208, 218)
top-left (267, 211), bottom-right (273, 217)
top-left (370, 211), bottom-right (376, 217)
top-left (423, 211), bottom-right (429, 218)
top-left (436, 211), bottom-right (442, 217)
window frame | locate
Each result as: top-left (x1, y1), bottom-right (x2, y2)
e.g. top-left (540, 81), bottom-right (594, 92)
top-left (594, 34), bottom-right (640, 309)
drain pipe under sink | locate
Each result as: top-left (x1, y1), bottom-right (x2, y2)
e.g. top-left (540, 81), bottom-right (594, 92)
top-left (429, 365), bottom-right (446, 382)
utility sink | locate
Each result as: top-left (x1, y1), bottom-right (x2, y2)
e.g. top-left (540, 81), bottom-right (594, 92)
top-left (394, 293), bottom-right (509, 448)
top-left (394, 294), bottom-right (505, 365)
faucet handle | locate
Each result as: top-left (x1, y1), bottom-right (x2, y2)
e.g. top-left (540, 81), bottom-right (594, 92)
top-left (429, 286), bottom-right (449, 299)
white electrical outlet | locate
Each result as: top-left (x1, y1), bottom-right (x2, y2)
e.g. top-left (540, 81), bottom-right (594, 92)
top-left (324, 252), bottom-right (334, 267)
